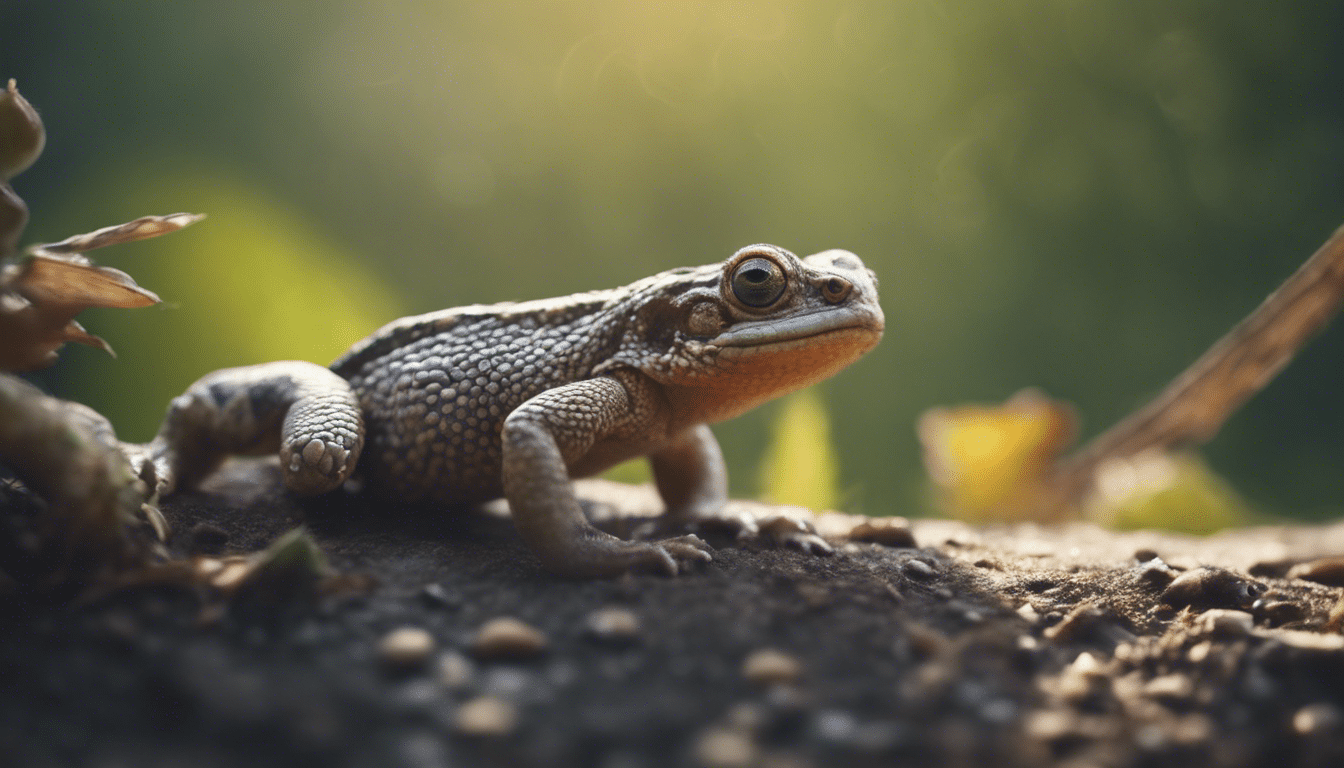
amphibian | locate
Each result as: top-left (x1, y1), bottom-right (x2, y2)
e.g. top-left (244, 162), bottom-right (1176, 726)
top-left (133, 245), bottom-right (883, 577)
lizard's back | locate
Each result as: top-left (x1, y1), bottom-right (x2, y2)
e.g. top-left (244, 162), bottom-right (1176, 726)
top-left (331, 295), bottom-right (622, 504)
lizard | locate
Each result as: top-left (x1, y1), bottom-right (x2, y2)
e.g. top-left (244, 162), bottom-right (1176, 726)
top-left (130, 244), bottom-right (884, 578)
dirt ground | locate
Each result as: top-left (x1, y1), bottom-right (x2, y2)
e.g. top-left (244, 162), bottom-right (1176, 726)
top-left (5, 462), bottom-right (1344, 768)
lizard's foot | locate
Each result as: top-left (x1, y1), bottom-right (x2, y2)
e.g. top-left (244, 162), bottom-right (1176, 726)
top-left (645, 506), bottom-right (833, 557)
top-left (754, 514), bottom-right (834, 556)
top-left (538, 529), bottom-right (712, 579)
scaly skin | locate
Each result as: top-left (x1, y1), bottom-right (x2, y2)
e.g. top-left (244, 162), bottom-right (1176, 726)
top-left (137, 245), bottom-right (884, 578)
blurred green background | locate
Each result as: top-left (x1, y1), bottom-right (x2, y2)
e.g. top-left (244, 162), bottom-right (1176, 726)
top-left (6, 1), bottom-right (1344, 520)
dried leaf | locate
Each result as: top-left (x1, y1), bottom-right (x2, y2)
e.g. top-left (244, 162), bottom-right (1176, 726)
top-left (34, 212), bottom-right (205, 255)
top-left (0, 255), bottom-right (162, 370)
top-left (918, 389), bottom-right (1076, 522)
top-left (13, 254), bottom-right (160, 309)
top-left (1, 212), bottom-right (201, 371)
top-left (0, 79), bottom-right (45, 181)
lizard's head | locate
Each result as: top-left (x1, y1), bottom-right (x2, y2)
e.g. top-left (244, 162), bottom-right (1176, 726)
top-left (605, 244), bottom-right (884, 426)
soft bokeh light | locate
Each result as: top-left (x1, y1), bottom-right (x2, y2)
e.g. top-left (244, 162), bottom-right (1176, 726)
top-left (6, 1), bottom-right (1344, 516)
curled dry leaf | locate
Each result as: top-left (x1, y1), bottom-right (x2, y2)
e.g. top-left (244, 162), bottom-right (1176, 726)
top-left (0, 213), bottom-right (202, 371)
top-left (0, 79), bottom-right (45, 182)
top-left (33, 212), bottom-right (205, 255)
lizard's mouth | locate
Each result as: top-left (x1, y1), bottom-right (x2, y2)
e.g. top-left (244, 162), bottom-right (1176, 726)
top-left (709, 306), bottom-right (884, 349)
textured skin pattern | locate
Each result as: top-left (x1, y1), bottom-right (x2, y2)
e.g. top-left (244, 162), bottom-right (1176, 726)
top-left (146, 361), bottom-right (363, 496)
top-left (332, 297), bottom-right (627, 504)
top-left (140, 245), bottom-right (884, 577)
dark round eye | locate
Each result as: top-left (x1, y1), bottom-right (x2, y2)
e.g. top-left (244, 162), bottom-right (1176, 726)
top-left (731, 257), bottom-right (787, 307)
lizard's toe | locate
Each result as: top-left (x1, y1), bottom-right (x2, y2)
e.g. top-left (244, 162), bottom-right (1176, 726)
top-left (280, 435), bottom-right (358, 495)
top-left (755, 515), bottom-right (834, 557)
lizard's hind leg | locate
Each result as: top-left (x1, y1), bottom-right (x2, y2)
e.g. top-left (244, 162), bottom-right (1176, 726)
top-left (134, 361), bottom-right (364, 497)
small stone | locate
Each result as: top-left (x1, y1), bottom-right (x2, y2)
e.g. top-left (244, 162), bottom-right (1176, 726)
top-left (379, 627), bottom-right (436, 669)
top-left (1293, 703), bottom-right (1343, 735)
top-left (742, 649), bottom-right (804, 687)
top-left (1254, 599), bottom-right (1306, 627)
top-left (1135, 559), bottom-right (1177, 589)
top-left (1133, 548), bottom-right (1160, 563)
top-left (902, 559), bottom-right (936, 580)
top-left (1287, 557), bottom-right (1344, 587)
top-left (453, 696), bottom-right (517, 737)
top-left (846, 518), bottom-right (916, 548)
top-left (1195, 609), bottom-right (1254, 638)
top-left (1043, 603), bottom-right (1106, 643)
top-left (1169, 713), bottom-right (1214, 746)
top-left (1016, 603), bottom-right (1040, 623)
top-left (1187, 641), bottom-right (1213, 663)
top-left (1161, 567), bottom-right (1265, 610)
top-left (1143, 674), bottom-right (1194, 702)
top-left (695, 727), bottom-right (758, 768)
top-left (471, 617), bottom-right (547, 660)
top-left (585, 607), bottom-right (641, 644)
top-left (435, 651), bottom-right (474, 689)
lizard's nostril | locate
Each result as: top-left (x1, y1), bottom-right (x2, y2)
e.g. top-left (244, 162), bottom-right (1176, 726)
top-left (822, 277), bottom-right (852, 303)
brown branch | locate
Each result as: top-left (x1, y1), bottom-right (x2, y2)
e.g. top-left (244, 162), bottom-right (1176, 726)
top-left (1055, 223), bottom-right (1344, 502)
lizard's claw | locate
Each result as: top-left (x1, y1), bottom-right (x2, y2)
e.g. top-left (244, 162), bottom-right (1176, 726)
top-left (541, 531), bottom-right (713, 578)
top-left (754, 515), bottom-right (834, 557)
top-left (650, 534), bottom-right (714, 574)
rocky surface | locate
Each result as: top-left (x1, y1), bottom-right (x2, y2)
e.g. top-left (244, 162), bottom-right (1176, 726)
top-left (4, 463), bottom-right (1344, 768)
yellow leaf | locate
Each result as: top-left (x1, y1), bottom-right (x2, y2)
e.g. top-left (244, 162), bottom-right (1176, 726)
top-left (918, 389), bottom-right (1075, 522)
top-left (758, 389), bottom-right (839, 511)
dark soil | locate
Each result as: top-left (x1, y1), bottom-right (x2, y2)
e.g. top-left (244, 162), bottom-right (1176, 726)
top-left (4, 462), bottom-right (1344, 768)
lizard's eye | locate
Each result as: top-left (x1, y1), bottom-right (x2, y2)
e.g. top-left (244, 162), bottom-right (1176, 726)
top-left (731, 257), bottom-right (787, 308)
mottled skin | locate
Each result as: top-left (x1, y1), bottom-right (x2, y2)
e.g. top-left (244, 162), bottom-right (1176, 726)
top-left (136, 245), bottom-right (884, 577)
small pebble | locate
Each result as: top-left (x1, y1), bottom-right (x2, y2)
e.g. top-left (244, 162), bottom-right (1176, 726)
top-left (1287, 557), bottom-right (1344, 587)
top-left (453, 696), bottom-right (518, 737)
top-left (1293, 703), bottom-right (1343, 735)
top-left (585, 608), bottom-right (641, 644)
top-left (471, 617), bottom-right (548, 660)
top-left (846, 518), bottom-right (916, 548)
top-left (742, 649), bottom-right (804, 687)
top-left (1161, 566), bottom-right (1265, 610)
top-left (1254, 599), bottom-right (1306, 627)
top-left (1016, 603), bottom-right (1040, 623)
top-left (1135, 559), bottom-right (1177, 589)
top-left (1187, 641), bottom-right (1213, 663)
top-left (435, 651), bottom-right (474, 689)
top-left (1133, 548), bottom-right (1160, 563)
top-left (1043, 603), bottom-right (1106, 642)
top-left (1195, 609), bottom-right (1254, 638)
top-left (1143, 674), bottom-right (1194, 701)
top-left (695, 727), bottom-right (758, 768)
top-left (379, 626), bottom-right (436, 669)
top-left (902, 559), bottom-right (936, 580)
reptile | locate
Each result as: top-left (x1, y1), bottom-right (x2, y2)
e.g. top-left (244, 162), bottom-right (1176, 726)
top-left (131, 244), bottom-right (884, 578)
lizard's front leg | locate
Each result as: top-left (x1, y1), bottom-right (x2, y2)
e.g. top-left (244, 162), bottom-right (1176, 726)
top-left (132, 361), bottom-right (364, 497)
top-left (648, 425), bottom-right (832, 555)
top-left (649, 424), bottom-right (743, 533)
top-left (501, 377), bottom-right (711, 578)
